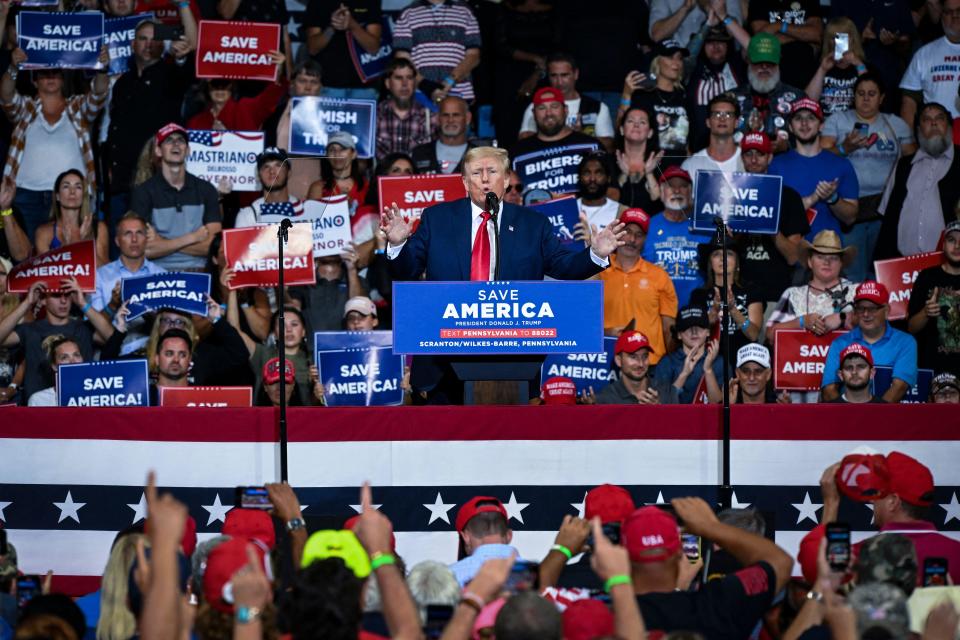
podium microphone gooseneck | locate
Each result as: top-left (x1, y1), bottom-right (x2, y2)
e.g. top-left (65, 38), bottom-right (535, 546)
top-left (277, 217), bottom-right (292, 482)
top-left (485, 191), bottom-right (501, 281)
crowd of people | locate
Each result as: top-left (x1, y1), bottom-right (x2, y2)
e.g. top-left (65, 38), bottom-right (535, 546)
top-left (3, 449), bottom-right (960, 640)
top-left (0, 0), bottom-right (958, 406)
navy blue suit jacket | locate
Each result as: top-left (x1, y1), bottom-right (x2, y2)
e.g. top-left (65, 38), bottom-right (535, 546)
top-left (388, 198), bottom-right (604, 281)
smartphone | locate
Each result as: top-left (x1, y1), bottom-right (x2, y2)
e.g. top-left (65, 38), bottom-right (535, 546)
top-left (924, 557), bottom-right (949, 587)
top-left (17, 575), bottom-right (40, 609)
top-left (0, 528), bottom-right (7, 556)
top-left (234, 486), bottom-right (271, 510)
top-left (825, 522), bottom-right (851, 572)
top-left (586, 522), bottom-right (622, 549)
top-left (834, 33), bottom-right (849, 61)
top-left (853, 122), bottom-right (869, 136)
top-left (152, 24), bottom-right (185, 41)
top-left (423, 605), bottom-right (454, 639)
top-left (504, 560), bottom-right (538, 593)
top-left (638, 73), bottom-right (657, 90)
top-left (682, 533), bottom-right (701, 562)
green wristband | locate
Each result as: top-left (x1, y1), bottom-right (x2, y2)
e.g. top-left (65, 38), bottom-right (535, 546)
top-left (370, 552), bottom-right (396, 571)
top-left (604, 574), bottom-right (631, 593)
top-left (551, 544), bottom-right (573, 560)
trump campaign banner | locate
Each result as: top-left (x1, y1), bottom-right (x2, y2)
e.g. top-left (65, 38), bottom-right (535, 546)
top-left (512, 143), bottom-right (598, 195)
top-left (692, 171), bottom-right (782, 235)
top-left (7, 241), bottom-right (95, 293)
top-left (222, 223), bottom-right (316, 289)
top-left (874, 366), bottom-right (934, 403)
top-left (773, 329), bottom-right (848, 391)
top-left (56, 360), bottom-right (150, 407)
top-left (121, 272), bottom-right (211, 321)
top-left (314, 332), bottom-right (403, 406)
top-left (17, 12), bottom-right (105, 70)
top-left (105, 13), bottom-right (154, 75)
top-left (187, 130), bottom-right (264, 192)
top-left (377, 174), bottom-right (466, 227)
top-left (530, 196), bottom-right (580, 244)
top-left (289, 97), bottom-right (376, 159)
top-left (195, 20), bottom-right (280, 82)
top-left (159, 386), bottom-right (253, 407)
top-left (260, 196), bottom-right (352, 258)
top-left (874, 251), bottom-right (944, 321)
top-left (393, 281), bottom-right (604, 355)
top-left (540, 336), bottom-right (617, 393)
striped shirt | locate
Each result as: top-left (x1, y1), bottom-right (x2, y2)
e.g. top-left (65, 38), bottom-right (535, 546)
top-left (2, 88), bottom-right (106, 200)
top-left (392, 0), bottom-right (481, 101)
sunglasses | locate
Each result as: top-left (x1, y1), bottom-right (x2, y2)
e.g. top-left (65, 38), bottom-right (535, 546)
top-left (505, 184), bottom-right (523, 194)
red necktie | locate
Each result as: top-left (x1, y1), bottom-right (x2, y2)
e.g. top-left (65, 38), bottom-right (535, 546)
top-left (470, 211), bottom-right (492, 281)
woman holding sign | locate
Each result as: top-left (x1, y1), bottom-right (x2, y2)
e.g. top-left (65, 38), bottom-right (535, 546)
top-left (186, 51), bottom-right (287, 131)
top-left (35, 170), bottom-right (109, 266)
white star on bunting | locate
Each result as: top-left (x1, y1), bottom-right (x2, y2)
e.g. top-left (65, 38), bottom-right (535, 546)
top-left (571, 492), bottom-right (587, 518)
top-left (791, 491), bottom-right (823, 525)
top-left (201, 493), bottom-right (233, 526)
top-left (54, 491), bottom-right (86, 524)
top-left (731, 492), bottom-right (752, 509)
top-left (941, 493), bottom-right (960, 525)
top-left (423, 493), bottom-right (456, 525)
top-left (127, 493), bottom-right (147, 524)
top-left (0, 501), bottom-right (11, 522)
top-left (504, 492), bottom-right (530, 524)
top-left (349, 503), bottom-right (382, 514)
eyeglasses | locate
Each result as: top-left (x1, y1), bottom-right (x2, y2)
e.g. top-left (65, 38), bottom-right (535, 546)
top-left (710, 111), bottom-right (736, 119)
top-left (853, 304), bottom-right (882, 314)
top-left (505, 184), bottom-right (523, 194)
top-left (934, 388), bottom-right (960, 399)
top-left (159, 316), bottom-right (187, 328)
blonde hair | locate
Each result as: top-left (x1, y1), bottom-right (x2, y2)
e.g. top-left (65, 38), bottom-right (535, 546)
top-left (96, 534), bottom-right (144, 640)
top-left (0, 256), bottom-right (16, 318)
top-left (821, 17), bottom-right (866, 63)
top-left (650, 56), bottom-right (684, 90)
top-left (41, 334), bottom-right (80, 367)
top-left (462, 146), bottom-right (510, 173)
top-left (134, 138), bottom-right (160, 188)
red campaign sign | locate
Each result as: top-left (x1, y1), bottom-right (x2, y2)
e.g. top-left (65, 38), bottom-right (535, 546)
top-left (873, 251), bottom-right (943, 321)
top-left (773, 329), bottom-right (847, 391)
top-left (196, 20), bottom-right (280, 82)
top-left (7, 240), bottom-right (96, 293)
top-left (159, 386), bottom-right (252, 407)
top-left (222, 224), bottom-right (316, 289)
top-left (378, 174), bottom-right (467, 229)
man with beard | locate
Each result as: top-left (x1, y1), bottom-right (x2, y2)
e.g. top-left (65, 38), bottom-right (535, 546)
top-left (641, 166), bottom-right (712, 307)
top-left (595, 330), bottom-right (678, 404)
top-left (686, 24), bottom-right (747, 150)
top-left (131, 123), bottom-right (221, 271)
top-left (681, 93), bottom-right (743, 186)
top-left (599, 208), bottom-right (677, 363)
top-left (411, 96), bottom-right (477, 174)
top-left (576, 153), bottom-right (625, 232)
top-left (730, 343), bottom-right (781, 403)
top-left (900, 0), bottom-right (960, 128)
top-left (827, 343), bottom-right (883, 403)
top-left (768, 98), bottom-right (859, 240)
top-left (732, 34), bottom-right (803, 153)
top-left (509, 87), bottom-right (600, 192)
top-left (908, 220), bottom-right (960, 376)
top-left (150, 329), bottom-right (193, 405)
top-left (235, 148), bottom-right (303, 227)
top-left (876, 102), bottom-right (960, 259)
top-left (821, 281), bottom-right (917, 402)
top-left (375, 58), bottom-right (436, 160)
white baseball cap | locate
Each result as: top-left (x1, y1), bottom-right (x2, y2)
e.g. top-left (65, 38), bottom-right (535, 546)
top-left (736, 343), bottom-right (770, 369)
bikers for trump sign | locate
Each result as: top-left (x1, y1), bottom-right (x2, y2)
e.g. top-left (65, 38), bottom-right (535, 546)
top-left (17, 12), bottom-right (105, 70)
top-left (195, 20), bottom-right (280, 81)
top-left (512, 143), bottom-right (598, 195)
top-left (692, 171), bottom-right (782, 235)
top-left (187, 130), bottom-right (265, 192)
top-left (289, 97), bottom-right (376, 159)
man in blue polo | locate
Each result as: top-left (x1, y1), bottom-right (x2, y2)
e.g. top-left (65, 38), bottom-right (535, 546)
top-left (821, 281), bottom-right (917, 403)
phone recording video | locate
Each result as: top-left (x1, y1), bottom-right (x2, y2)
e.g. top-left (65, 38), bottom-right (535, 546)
top-left (235, 486), bottom-right (272, 510)
top-left (682, 533), bottom-right (701, 562)
top-left (17, 575), bottom-right (40, 609)
top-left (504, 560), bottom-right (538, 593)
top-left (826, 522), bottom-right (851, 572)
top-left (924, 557), bottom-right (949, 587)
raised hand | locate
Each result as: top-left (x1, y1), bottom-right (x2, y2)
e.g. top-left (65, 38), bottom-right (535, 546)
top-left (591, 221), bottom-right (626, 258)
top-left (379, 202), bottom-right (414, 246)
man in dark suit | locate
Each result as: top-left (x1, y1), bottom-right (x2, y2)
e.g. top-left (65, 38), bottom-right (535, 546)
top-left (380, 146), bottom-right (625, 403)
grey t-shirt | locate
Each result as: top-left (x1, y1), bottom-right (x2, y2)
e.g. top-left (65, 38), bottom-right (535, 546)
top-left (595, 376), bottom-right (680, 404)
top-left (15, 318), bottom-right (94, 399)
top-left (822, 111), bottom-right (914, 196)
top-left (436, 141), bottom-right (467, 174)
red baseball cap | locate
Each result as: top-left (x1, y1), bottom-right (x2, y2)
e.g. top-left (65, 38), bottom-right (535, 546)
top-left (619, 208), bottom-right (650, 233)
top-left (203, 538), bottom-right (271, 614)
top-left (541, 376), bottom-right (577, 405)
top-left (533, 86), bottom-right (564, 106)
top-left (797, 524), bottom-right (826, 584)
top-left (740, 131), bottom-right (772, 154)
top-left (840, 343), bottom-right (874, 367)
top-left (658, 165), bottom-right (692, 184)
top-left (621, 506), bottom-right (681, 563)
top-left (263, 357), bottom-right (295, 385)
top-left (854, 281), bottom-right (889, 306)
top-left (886, 452), bottom-right (935, 507)
top-left (222, 509), bottom-right (276, 550)
top-left (614, 330), bottom-right (651, 355)
top-left (585, 484), bottom-right (636, 524)
top-left (791, 97), bottom-right (824, 121)
top-left (835, 451), bottom-right (934, 507)
top-left (562, 599), bottom-right (615, 640)
top-left (455, 496), bottom-right (508, 533)
top-left (156, 122), bottom-right (187, 145)
top-left (343, 514), bottom-right (397, 551)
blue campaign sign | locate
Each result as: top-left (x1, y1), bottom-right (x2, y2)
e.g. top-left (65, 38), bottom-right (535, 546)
top-left (540, 336), bottom-right (617, 394)
top-left (347, 12), bottom-right (393, 82)
top-left (105, 13), bottom-right (153, 75)
top-left (512, 143), bottom-right (598, 194)
top-left (288, 97), bottom-right (376, 159)
top-left (530, 196), bottom-right (580, 244)
top-left (314, 332), bottom-right (404, 406)
top-left (57, 359), bottom-right (150, 407)
top-left (392, 281), bottom-right (605, 355)
top-left (121, 272), bottom-right (211, 321)
top-left (692, 171), bottom-right (782, 235)
top-left (873, 366), bottom-right (933, 404)
top-left (17, 12), bottom-right (105, 70)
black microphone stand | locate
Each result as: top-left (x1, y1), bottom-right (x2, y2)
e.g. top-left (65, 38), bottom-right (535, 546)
top-left (486, 192), bottom-right (501, 280)
top-left (277, 218), bottom-right (292, 482)
top-left (715, 216), bottom-right (732, 510)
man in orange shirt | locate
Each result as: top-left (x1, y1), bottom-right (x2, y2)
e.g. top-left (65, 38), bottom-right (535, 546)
top-left (598, 208), bottom-right (678, 364)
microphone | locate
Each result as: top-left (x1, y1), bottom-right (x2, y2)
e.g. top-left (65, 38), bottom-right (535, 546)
top-left (484, 191), bottom-right (501, 280)
top-left (485, 191), bottom-right (499, 218)
top-left (278, 216), bottom-right (293, 241)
